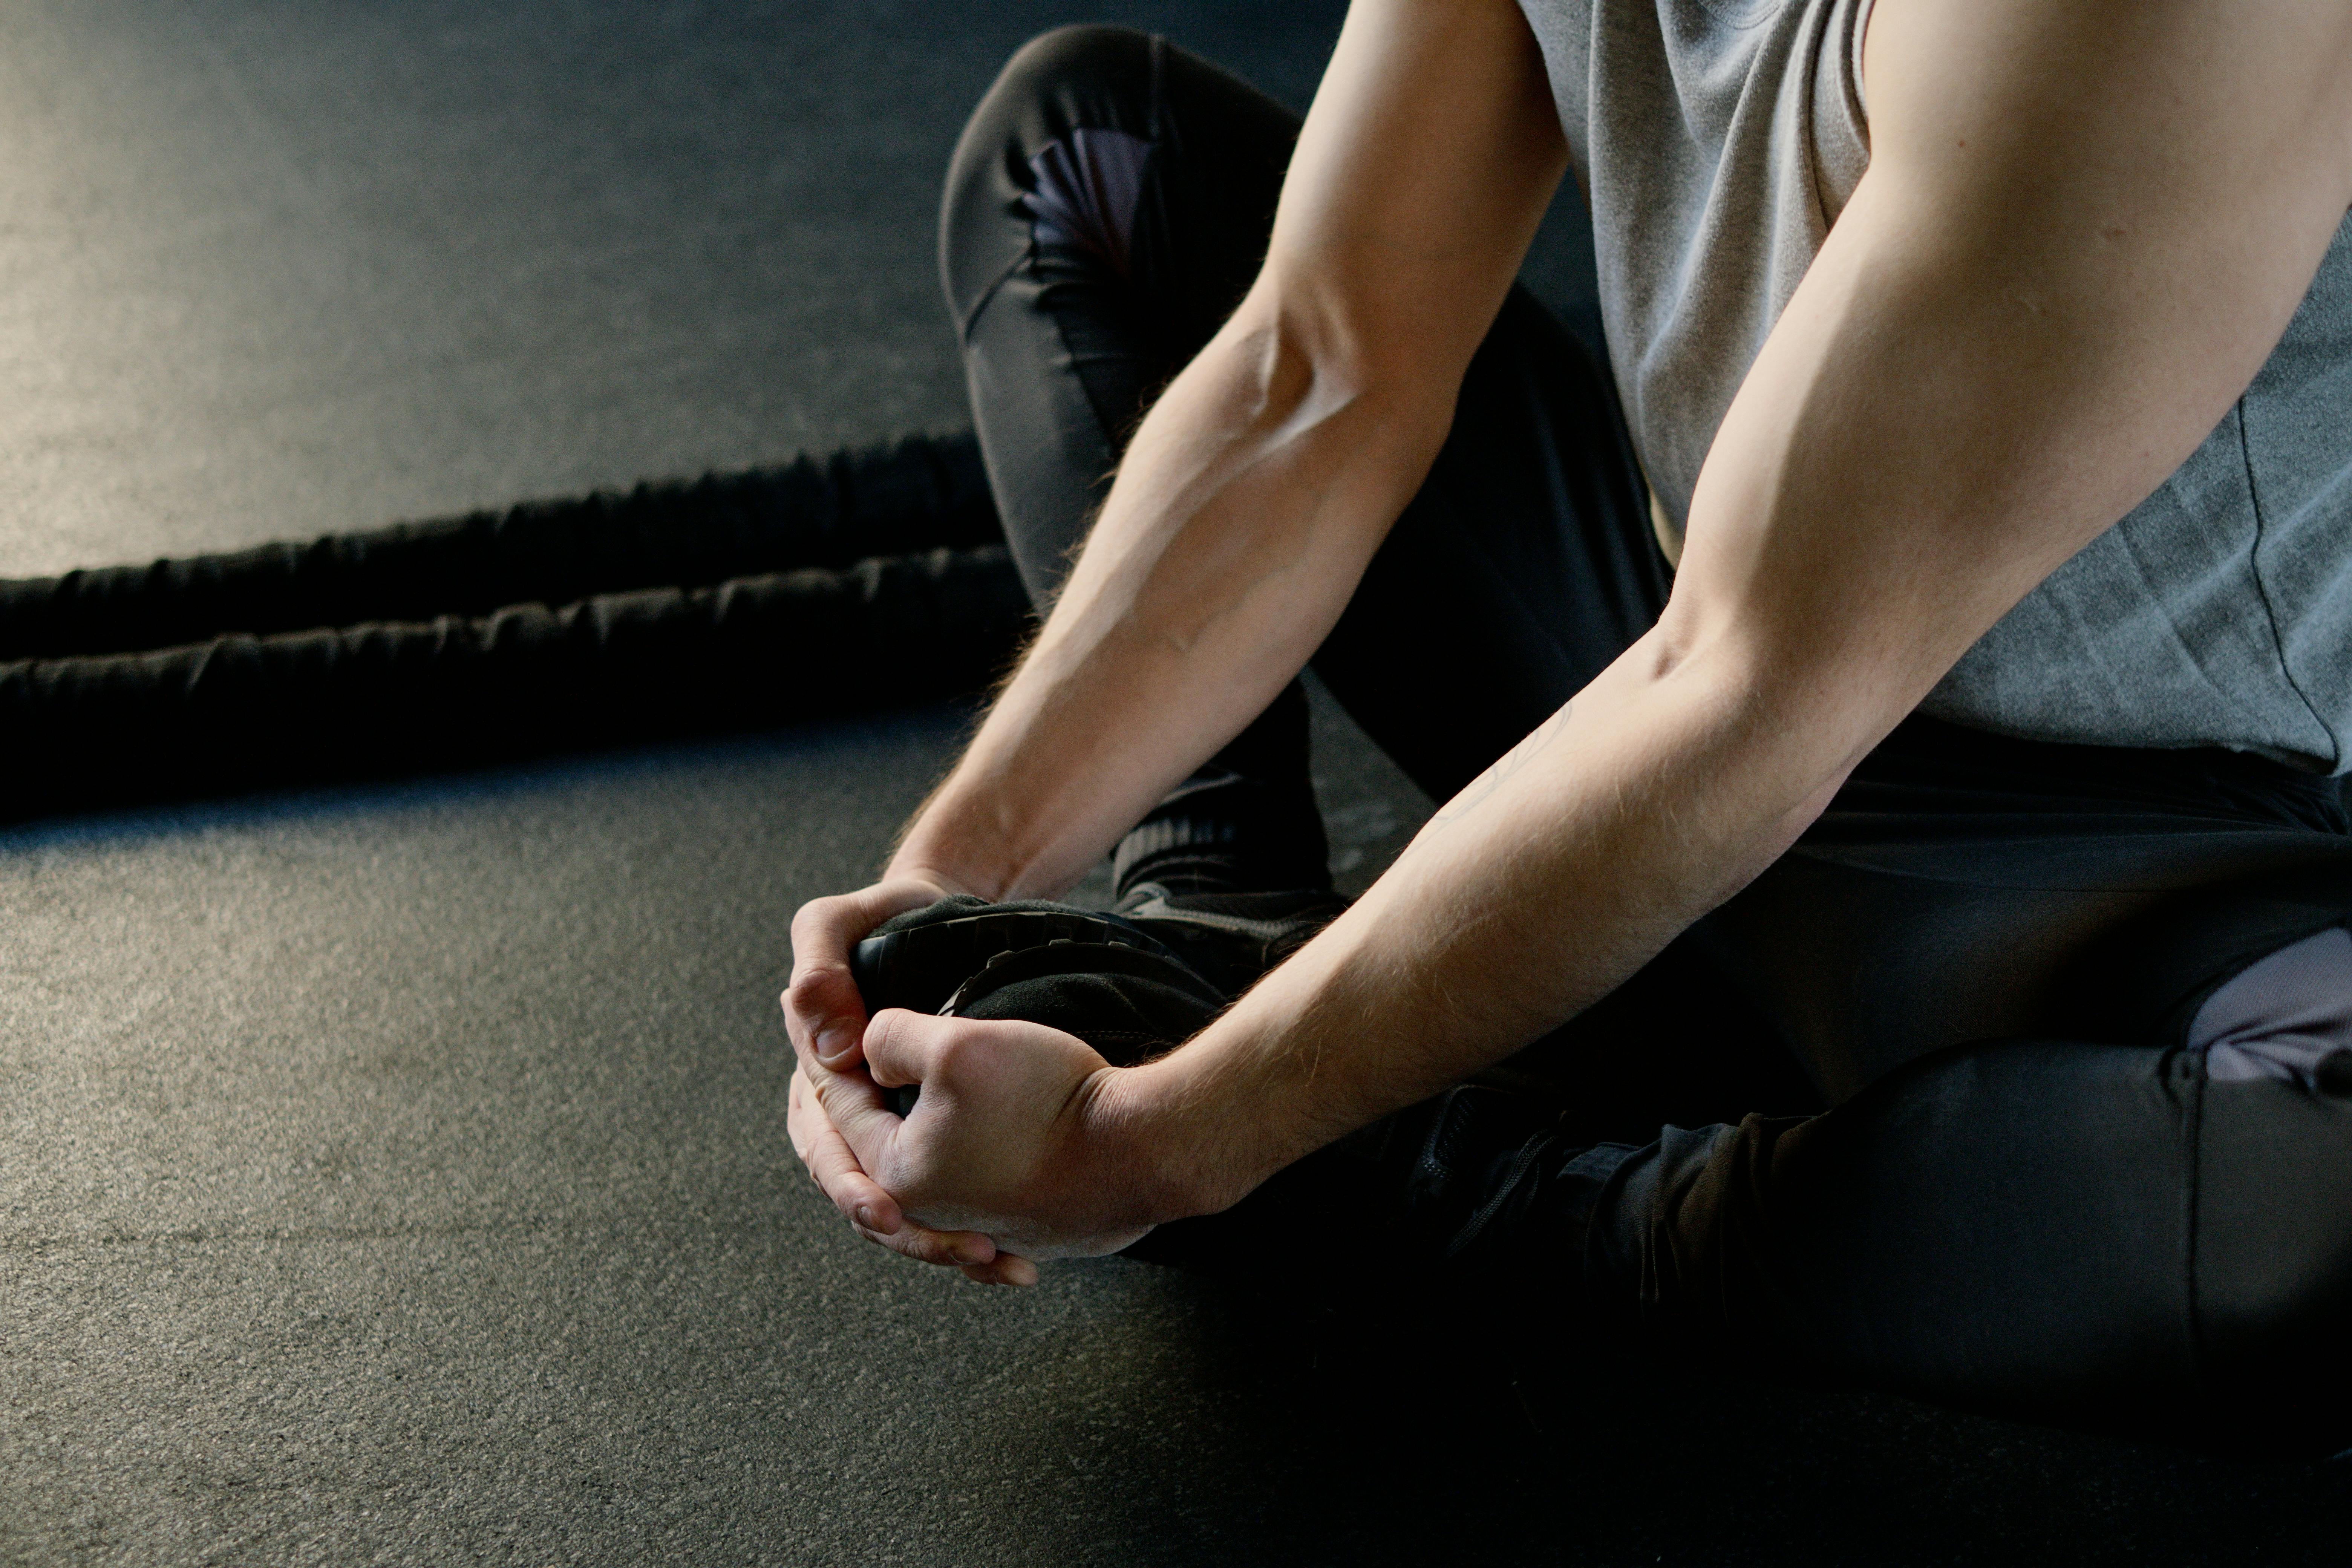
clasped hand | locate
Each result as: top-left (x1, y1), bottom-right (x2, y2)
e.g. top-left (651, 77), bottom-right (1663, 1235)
top-left (781, 876), bottom-right (1156, 1287)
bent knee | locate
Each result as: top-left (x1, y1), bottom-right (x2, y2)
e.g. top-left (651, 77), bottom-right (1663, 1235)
top-left (953, 23), bottom-right (1155, 180)
top-left (941, 24), bottom-right (1158, 319)
top-left (996, 23), bottom-right (1153, 99)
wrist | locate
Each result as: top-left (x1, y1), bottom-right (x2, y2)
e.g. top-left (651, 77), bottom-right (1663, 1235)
top-left (885, 833), bottom-right (1012, 903)
top-left (874, 856), bottom-right (982, 902)
top-left (888, 786), bottom-right (1037, 904)
top-left (1088, 1054), bottom-right (1266, 1227)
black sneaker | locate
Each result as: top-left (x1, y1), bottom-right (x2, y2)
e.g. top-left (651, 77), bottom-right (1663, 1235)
top-left (847, 894), bottom-right (1229, 1113)
top-left (1111, 881), bottom-right (1349, 997)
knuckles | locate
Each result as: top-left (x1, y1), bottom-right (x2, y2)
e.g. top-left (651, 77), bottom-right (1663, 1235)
top-left (786, 894), bottom-right (858, 966)
top-left (866, 1136), bottom-right (923, 1195)
top-left (923, 1019), bottom-right (988, 1078)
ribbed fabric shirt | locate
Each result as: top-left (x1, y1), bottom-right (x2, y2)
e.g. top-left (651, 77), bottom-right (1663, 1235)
top-left (1517, 0), bottom-right (2352, 772)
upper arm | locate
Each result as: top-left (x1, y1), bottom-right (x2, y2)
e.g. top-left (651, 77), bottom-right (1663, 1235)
top-left (1664, 0), bottom-right (2352, 755)
top-left (1243, 0), bottom-right (1568, 390)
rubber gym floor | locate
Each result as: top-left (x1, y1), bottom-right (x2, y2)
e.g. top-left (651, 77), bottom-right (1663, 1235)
top-left (4, 4), bottom-right (2347, 1563)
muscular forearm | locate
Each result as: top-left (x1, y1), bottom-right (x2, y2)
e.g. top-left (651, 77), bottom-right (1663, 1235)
top-left (894, 283), bottom-right (1453, 899)
top-left (1108, 623), bottom-right (1861, 1221)
top-left (797, 0), bottom-right (2352, 1285)
top-left (1101, 0), bottom-right (2352, 1226)
top-left (891, 0), bottom-right (1565, 902)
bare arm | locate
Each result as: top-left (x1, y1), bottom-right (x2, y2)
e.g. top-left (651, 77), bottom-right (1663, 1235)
top-left (1108, 0), bottom-right (2352, 1212)
top-left (783, 0), bottom-right (1569, 1276)
top-left (844, 0), bottom-right (2352, 1257)
top-left (893, 0), bottom-right (1568, 901)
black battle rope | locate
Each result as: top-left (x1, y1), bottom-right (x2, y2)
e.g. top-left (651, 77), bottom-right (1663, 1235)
top-left (0, 432), bottom-right (1032, 824)
top-left (0, 431), bottom-right (1001, 661)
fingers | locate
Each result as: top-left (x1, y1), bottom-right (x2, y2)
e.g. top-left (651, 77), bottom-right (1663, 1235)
top-left (788, 1070), bottom-right (1038, 1286)
top-left (782, 897), bottom-right (874, 1069)
top-left (852, 1214), bottom-right (1004, 1271)
top-left (782, 877), bottom-right (957, 1069)
top-left (796, 1024), bottom-right (901, 1176)
top-left (788, 1066), bottom-right (1004, 1272)
top-left (959, 1253), bottom-right (1040, 1287)
top-left (787, 1066), bottom-right (902, 1235)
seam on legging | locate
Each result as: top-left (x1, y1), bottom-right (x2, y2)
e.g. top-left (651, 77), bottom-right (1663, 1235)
top-left (1148, 34), bottom-right (1165, 141)
top-left (1041, 270), bottom-right (1141, 511)
top-left (954, 250), bottom-right (1033, 345)
top-left (2182, 1042), bottom-right (2210, 1389)
top-left (1442, 1135), bottom-right (1548, 1261)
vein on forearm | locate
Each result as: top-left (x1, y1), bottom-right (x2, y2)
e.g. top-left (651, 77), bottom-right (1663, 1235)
top-left (910, 317), bottom-right (1450, 900)
top-left (1139, 647), bottom-right (1853, 1217)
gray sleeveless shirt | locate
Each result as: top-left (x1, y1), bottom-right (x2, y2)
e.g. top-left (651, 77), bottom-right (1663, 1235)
top-left (1517, 0), bottom-right (2352, 772)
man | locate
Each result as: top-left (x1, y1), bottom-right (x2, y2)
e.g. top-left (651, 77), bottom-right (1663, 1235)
top-left (785, 0), bottom-right (2352, 1446)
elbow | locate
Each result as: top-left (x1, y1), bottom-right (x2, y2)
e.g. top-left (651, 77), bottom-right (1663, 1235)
top-left (1646, 547), bottom-right (1945, 763)
top-left (1222, 270), bottom-right (1456, 466)
top-left (1627, 602), bottom-right (1897, 838)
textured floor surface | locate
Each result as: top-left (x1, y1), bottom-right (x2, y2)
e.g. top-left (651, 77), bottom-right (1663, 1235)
top-left (3, 3), bottom-right (2349, 1565)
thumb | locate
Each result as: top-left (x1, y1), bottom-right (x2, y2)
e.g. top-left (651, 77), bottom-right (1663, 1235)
top-left (783, 962), bottom-right (868, 1069)
top-left (784, 878), bottom-right (948, 1067)
top-left (862, 1008), bottom-right (960, 1096)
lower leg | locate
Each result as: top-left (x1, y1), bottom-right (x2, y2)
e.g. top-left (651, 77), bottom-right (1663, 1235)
top-left (943, 27), bottom-right (1326, 894)
top-left (1110, 680), bottom-right (1329, 896)
top-left (1136, 1027), bottom-right (2352, 1453)
top-left (1127, 879), bottom-right (2352, 1455)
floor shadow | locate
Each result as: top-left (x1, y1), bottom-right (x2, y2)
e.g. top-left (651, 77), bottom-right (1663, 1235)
top-left (918, 1262), bottom-right (2352, 1567)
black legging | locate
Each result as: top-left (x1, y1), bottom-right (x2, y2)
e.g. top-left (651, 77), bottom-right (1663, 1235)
top-left (945, 25), bottom-right (2352, 1453)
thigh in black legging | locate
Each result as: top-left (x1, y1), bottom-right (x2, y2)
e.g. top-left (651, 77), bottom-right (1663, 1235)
top-left (1641, 1032), bottom-right (2352, 1454)
top-left (1188, 960), bottom-right (2352, 1452)
top-left (943, 25), bottom-right (1295, 601)
top-left (1313, 289), bottom-right (1661, 801)
top-left (1499, 829), bottom-right (2352, 1452)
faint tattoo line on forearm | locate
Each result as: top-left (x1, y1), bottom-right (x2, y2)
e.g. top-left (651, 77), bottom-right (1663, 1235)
top-left (1426, 701), bottom-right (1574, 833)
